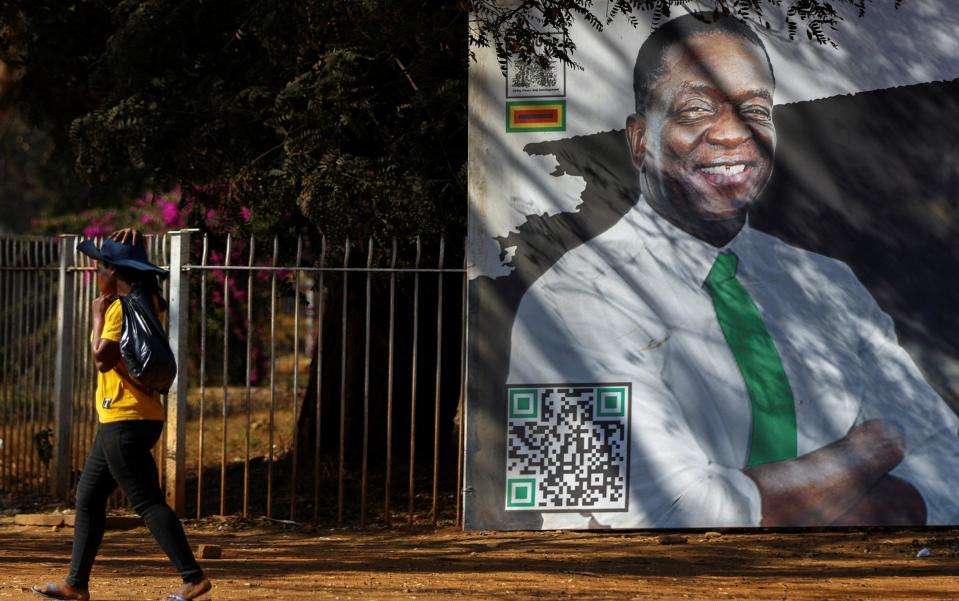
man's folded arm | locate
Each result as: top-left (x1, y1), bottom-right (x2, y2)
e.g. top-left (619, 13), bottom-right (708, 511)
top-left (853, 280), bottom-right (959, 524)
top-left (829, 474), bottom-right (926, 526)
top-left (742, 419), bottom-right (911, 526)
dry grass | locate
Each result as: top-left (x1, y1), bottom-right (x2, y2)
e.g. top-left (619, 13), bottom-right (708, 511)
top-left (183, 385), bottom-right (299, 475)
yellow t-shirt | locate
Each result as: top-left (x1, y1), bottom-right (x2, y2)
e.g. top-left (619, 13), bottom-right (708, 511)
top-left (93, 298), bottom-right (165, 423)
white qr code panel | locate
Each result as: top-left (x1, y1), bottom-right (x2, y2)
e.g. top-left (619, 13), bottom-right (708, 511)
top-left (505, 384), bottom-right (631, 511)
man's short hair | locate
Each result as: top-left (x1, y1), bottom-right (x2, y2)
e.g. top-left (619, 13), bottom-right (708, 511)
top-left (632, 11), bottom-right (775, 113)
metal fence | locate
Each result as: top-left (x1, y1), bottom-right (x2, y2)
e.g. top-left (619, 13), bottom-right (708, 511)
top-left (0, 231), bottom-right (467, 527)
top-left (0, 237), bottom-right (60, 497)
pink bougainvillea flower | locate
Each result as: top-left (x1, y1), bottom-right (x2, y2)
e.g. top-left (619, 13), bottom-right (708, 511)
top-left (205, 209), bottom-right (221, 229)
top-left (83, 224), bottom-right (106, 238)
top-left (240, 207), bottom-right (251, 221)
top-left (161, 201), bottom-right (180, 227)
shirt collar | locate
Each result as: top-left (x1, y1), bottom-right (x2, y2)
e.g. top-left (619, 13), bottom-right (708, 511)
top-left (634, 195), bottom-right (755, 289)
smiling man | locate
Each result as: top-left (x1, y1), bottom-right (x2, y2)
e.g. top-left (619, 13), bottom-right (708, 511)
top-left (506, 12), bottom-right (959, 528)
top-left (628, 23), bottom-right (775, 246)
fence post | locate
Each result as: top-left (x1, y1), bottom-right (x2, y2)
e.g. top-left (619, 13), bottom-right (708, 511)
top-left (52, 235), bottom-right (76, 499)
top-left (166, 229), bottom-right (195, 515)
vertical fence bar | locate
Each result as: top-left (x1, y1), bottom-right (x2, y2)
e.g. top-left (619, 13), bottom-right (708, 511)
top-left (243, 236), bottom-right (255, 517)
top-left (0, 240), bottom-right (8, 489)
top-left (456, 238), bottom-right (467, 528)
top-left (0, 238), bottom-right (12, 491)
top-left (85, 242), bottom-right (97, 491)
top-left (431, 238), bottom-right (445, 524)
top-left (408, 237), bottom-right (421, 525)
top-left (220, 233), bottom-right (232, 516)
top-left (69, 245), bottom-right (82, 492)
top-left (337, 239), bottom-right (351, 526)
top-left (39, 240), bottom-right (51, 493)
top-left (23, 240), bottom-right (34, 493)
top-left (8, 238), bottom-right (21, 491)
top-left (6, 238), bottom-right (16, 489)
top-left (165, 234), bottom-right (173, 492)
top-left (36, 241), bottom-right (48, 492)
top-left (197, 235), bottom-right (209, 519)
top-left (166, 229), bottom-right (192, 516)
top-left (41, 241), bottom-right (55, 492)
top-left (81, 242), bottom-right (95, 495)
top-left (71, 246), bottom-right (82, 493)
top-left (360, 238), bottom-right (373, 526)
top-left (154, 235), bottom-right (166, 490)
top-left (14, 239), bottom-right (26, 493)
top-left (268, 236), bottom-right (278, 518)
top-left (27, 241), bottom-right (38, 490)
top-left (23, 241), bottom-right (34, 491)
top-left (29, 240), bottom-right (41, 493)
top-left (5, 238), bottom-right (15, 490)
top-left (25, 240), bottom-right (37, 493)
top-left (80, 241), bottom-right (90, 494)
top-left (312, 237), bottom-right (326, 524)
top-left (290, 236), bottom-right (303, 520)
top-left (384, 239), bottom-right (397, 527)
top-left (53, 236), bottom-right (76, 499)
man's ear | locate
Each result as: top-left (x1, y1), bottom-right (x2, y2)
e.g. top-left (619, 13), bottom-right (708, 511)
top-left (626, 113), bottom-right (647, 171)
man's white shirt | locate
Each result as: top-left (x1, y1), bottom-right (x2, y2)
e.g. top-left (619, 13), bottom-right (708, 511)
top-left (508, 197), bottom-right (959, 527)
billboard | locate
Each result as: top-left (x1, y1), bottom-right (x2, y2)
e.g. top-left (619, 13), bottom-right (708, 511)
top-left (465, 4), bottom-right (959, 529)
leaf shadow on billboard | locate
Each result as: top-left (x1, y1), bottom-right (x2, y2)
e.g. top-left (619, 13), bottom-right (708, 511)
top-left (466, 78), bottom-right (959, 530)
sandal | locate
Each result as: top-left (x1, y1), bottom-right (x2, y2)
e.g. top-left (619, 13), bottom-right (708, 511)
top-left (166, 578), bottom-right (211, 601)
top-left (31, 583), bottom-right (89, 601)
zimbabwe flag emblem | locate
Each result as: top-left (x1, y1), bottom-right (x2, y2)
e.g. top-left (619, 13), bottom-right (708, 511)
top-left (506, 100), bottom-right (566, 133)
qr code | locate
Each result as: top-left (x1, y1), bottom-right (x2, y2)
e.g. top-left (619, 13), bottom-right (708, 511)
top-left (505, 384), bottom-right (630, 511)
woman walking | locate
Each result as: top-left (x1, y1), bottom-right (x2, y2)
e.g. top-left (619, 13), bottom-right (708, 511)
top-left (34, 230), bottom-right (211, 601)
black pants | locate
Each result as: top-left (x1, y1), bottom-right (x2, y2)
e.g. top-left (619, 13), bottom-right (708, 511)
top-left (67, 420), bottom-right (204, 588)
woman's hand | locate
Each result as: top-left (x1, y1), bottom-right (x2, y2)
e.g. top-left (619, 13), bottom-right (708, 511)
top-left (92, 293), bottom-right (113, 322)
top-left (109, 228), bottom-right (143, 247)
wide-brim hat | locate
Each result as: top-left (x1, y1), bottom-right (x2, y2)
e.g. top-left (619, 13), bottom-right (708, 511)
top-left (77, 238), bottom-right (169, 279)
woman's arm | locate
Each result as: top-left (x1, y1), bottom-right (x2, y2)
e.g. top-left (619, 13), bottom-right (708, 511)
top-left (91, 294), bottom-right (121, 372)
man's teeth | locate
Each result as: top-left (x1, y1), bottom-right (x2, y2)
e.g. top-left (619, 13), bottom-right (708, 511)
top-left (701, 164), bottom-right (746, 176)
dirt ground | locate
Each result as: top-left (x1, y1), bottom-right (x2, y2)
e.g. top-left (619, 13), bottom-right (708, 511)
top-left (2, 516), bottom-right (958, 600)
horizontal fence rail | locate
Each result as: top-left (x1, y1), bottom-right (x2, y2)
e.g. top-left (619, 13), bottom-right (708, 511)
top-left (0, 232), bottom-right (467, 528)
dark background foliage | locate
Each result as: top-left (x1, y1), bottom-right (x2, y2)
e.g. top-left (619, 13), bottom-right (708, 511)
top-left (0, 0), bottom-right (468, 242)
top-left (0, 1), bottom-right (902, 242)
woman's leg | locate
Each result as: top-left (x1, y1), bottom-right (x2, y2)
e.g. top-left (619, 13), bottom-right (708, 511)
top-left (66, 428), bottom-right (117, 591)
top-left (99, 421), bottom-right (206, 586)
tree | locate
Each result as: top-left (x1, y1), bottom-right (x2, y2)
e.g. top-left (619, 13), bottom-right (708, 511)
top-left (470, 0), bottom-right (908, 72)
top-left (1, 1), bottom-right (907, 237)
top-left (0, 0), bottom-right (468, 241)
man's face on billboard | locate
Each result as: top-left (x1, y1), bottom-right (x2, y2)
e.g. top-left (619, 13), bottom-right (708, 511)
top-left (628, 32), bottom-right (776, 225)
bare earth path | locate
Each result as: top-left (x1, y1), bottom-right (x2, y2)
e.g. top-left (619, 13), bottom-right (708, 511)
top-left (2, 519), bottom-right (958, 600)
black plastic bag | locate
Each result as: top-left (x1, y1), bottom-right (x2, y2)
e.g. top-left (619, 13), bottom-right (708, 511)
top-left (118, 283), bottom-right (177, 394)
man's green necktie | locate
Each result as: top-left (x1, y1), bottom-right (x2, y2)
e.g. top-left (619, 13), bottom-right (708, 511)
top-left (706, 251), bottom-right (797, 467)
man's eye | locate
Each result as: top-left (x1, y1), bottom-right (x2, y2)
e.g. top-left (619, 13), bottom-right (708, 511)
top-left (678, 105), bottom-right (711, 116)
top-left (741, 106), bottom-right (771, 119)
